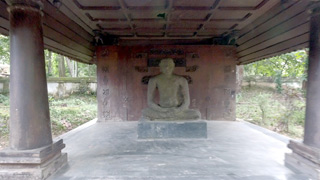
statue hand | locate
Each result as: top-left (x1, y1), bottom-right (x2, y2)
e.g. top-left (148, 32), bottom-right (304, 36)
top-left (166, 108), bottom-right (180, 116)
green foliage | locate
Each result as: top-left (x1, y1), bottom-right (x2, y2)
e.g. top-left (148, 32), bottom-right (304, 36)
top-left (244, 50), bottom-right (308, 80)
top-left (240, 49), bottom-right (308, 137)
top-left (77, 63), bottom-right (97, 77)
top-left (0, 93), bottom-right (10, 149)
top-left (0, 35), bottom-right (10, 65)
top-left (0, 93), bottom-right (97, 149)
top-left (0, 94), bottom-right (9, 105)
top-left (237, 85), bottom-right (305, 138)
top-left (274, 71), bottom-right (283, 93)
top-left (49, 94), bottom-right (97, 135)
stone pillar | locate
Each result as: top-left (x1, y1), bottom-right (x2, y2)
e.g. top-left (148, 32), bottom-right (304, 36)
top-left (0, 1), bottom-right (67, 179)
top-left (285, 2), bottom-right (320, 179)
top-left (9, 1), bottom-right (52, 151)
top-left (304, 2), bottom-right (320, 149)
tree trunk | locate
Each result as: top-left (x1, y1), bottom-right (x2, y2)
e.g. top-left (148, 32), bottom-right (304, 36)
top-left (236, 65), bottom-right (244, 93)
top-left (58, 55), bottom-right (66, 77)
top-left (65, 57), bottom-right (78, 77)
top-left (44, 51), bottom-right (52, 76)
top-left (47, 51), bottom-right (52, 76)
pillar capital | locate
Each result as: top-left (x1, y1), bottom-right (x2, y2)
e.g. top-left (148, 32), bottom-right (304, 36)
top-left (308, 1), bottom-right (320, 15)
top-left (5, 0), bottom-right (44, 10)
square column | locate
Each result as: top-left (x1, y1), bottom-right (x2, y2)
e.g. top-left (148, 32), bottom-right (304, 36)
top-left (285, 2), bottom-right (320, 179)
top-left (0, 1), bottom-right (67, 179)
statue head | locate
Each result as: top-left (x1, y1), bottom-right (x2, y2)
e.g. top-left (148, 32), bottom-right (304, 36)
top-left (159, 58), bottom-right (175, 76)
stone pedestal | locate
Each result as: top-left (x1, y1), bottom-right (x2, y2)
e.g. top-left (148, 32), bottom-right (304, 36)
top-left (285, 140), bottom-right (320, 179)
top-left (138, 120), bottom-right (207, 139)
top-left (0, 140), bottom-right (67, 180)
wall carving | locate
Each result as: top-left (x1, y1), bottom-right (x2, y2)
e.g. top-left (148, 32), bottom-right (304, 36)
top-left (149, 49), bottom-right (184, 55)
top-left (186, 65), bottom-right (199, 72)
top-left (135, 66), bottom-right (148, 73)
top-left (147, 58), bottom-right (186, 67)
top-left (186, 53), bottom-right (200, 59)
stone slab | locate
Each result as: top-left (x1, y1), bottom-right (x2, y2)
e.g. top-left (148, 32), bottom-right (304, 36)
top-left (138, 120), bottom-right (207, 139)
top-left (49, 121), bottom-right (310, 180)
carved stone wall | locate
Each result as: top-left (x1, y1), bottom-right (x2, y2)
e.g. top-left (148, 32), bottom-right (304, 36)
top-left (97, 45), bottom-right (237, 121)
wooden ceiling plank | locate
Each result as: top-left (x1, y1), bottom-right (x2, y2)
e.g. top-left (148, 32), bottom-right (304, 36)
top-left (60, 0), bottom-right (98, 32)
top-left (219, 0), bottom-right (269, 11)
top-left (43, 25), bottom-right (93, 56)
top-left (194, 0), bottom-right (221, 37)
top-left (239, 1), bottom-right (296, 37)
top-left (44, 37), bottom-right (92, 62)
top-left (44, 44), bottom-right (92, 63)
top-left (210, 13), bottom-right (252, 22)
top-left (0, 0), bottom-right (8, 19)
top-left (43, 13), bottom-right (94, 51)
top-left (44, 0), bottom-right (94, 40)
top-left (238, 33), bottom-right (309, 62)
top-left (118, 0), bottom-right (136, 37)
top-left (0, 26), bottom-right (8, 36)
top-left (164, 0), bottom-right (173, 37)
top-left (237, 11), bottom-right (309, 52)
top-left (85, 13), bottom-right (127, 22)
top-left (238, 22), bottom-right (309, 57)
top-left (238, 0), bottom-right (307, 45)
top-left (73, 0), bottom-right (120, 10)
top-left (0, 16), bottom-right (9, 29)
top-left (239, 42), bottom-right (309, 65)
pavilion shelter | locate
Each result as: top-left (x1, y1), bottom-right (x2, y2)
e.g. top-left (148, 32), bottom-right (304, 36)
top-left (0, 0), bottom-right (319, 179)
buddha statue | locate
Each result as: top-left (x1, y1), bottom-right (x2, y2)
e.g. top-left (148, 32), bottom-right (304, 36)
top-left (141, 58), bottom-right (201, 120)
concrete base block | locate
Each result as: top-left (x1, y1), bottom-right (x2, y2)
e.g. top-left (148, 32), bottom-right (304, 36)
top-left (0, 140), bottom-right (68, 180)
top-left (285, 140), bottom-right (320, 179)
top-left (138, 120), bottom-right (207, 139)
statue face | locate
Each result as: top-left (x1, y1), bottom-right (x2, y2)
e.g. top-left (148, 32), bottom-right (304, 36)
top-left (159, 59), bottom-right (175, 76)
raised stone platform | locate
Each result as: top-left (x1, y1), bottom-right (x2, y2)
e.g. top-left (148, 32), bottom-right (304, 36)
top-left (0, 139), bottom-right (67, 180)
top-left (285, 140), bottom-right (320, 179)
top-left (138, 120), bottom-right (207, 139)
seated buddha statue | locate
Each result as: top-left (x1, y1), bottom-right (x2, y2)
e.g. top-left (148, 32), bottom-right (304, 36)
top-left (141, 58), bottom-right (201, 121)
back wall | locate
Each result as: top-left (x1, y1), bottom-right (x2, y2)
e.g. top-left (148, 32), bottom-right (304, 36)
top-left (97, 45), bottom-right (237, 121)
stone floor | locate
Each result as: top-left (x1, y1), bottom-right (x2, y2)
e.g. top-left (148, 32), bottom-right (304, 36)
top-left (49, 120), bottom-right (310, 180)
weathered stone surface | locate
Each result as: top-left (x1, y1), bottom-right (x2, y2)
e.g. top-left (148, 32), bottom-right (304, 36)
top-left (141, 58), bottom-right (201, 120)
top-left (0, 140), bottom-right (68, 180)
top-left (285, 140), bottom-right (320, 179)
top-left (138, 120), bottom-right (207, 139)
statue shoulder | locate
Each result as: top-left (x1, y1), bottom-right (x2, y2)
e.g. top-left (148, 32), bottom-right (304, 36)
top-left (149, 75), bottom-right (161, 84)
top-left (150, 75), bottom-right (161, 81)
top-left (174, 75), bottom-right (188, 84)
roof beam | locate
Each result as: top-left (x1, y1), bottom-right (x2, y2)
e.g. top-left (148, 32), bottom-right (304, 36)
top-left (117, 0), bottom-right (136, 37)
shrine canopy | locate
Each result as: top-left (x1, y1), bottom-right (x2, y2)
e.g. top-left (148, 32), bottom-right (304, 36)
top-left (0, 0), bottom-right (310, 65)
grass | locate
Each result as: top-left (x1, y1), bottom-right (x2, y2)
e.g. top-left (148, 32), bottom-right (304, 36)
top-left (0, 93), bottom-right (97, 150)
top-left (237, 85), bottom-right (305, 139)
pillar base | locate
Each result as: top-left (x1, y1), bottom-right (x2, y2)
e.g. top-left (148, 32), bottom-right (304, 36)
top-left (285, 140), bottom-right (320, 179)
top-left (0, 139), bottom-right (67, 180)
